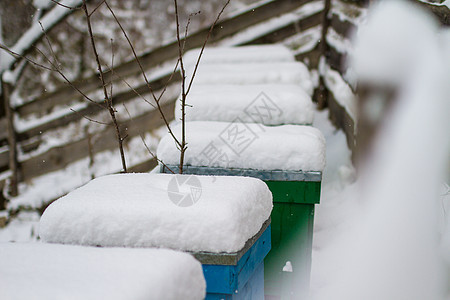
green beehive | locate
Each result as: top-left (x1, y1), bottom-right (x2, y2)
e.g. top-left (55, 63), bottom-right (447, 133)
top-left (161, 166), bottom-right (321, 299)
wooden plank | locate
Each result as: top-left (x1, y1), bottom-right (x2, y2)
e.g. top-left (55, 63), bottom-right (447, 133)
top-left (19, 100), bottom-right (175, 181)
top-left (16, 0), bottom-right (312, 118)
top-left (329, 12), bottom-right (356, 38)
top-left (241, 10), bottom-right (323, 45)
top-left (295, 43), bottom-right (321, 69)
top-left (326, 45), bottom-right (348, 76)
top-left (411, 0), bottom-right (450, 26)
top-left (16, 72), bottom-right (181, 143)
top-left (327, 88), bottom-right (356, 155)
top-left (128, 158), bottom-right (158, 173)
top-left (2, 82), bottom-right (19, 196)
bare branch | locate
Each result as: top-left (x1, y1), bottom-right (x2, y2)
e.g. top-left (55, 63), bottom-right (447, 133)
top-left (103, 1), bottom-right (158, 102)
top-left (156, 58), bottom-right (180, 102)
top-left (88, 0), bottom-right (106, 17)
top-left (0, 44), bottom-right (54, 71)
top-left (122, 103), bottom-right (175, 174)
top-left (39, 21), bottom-right (61, 70)
top-left (69, 108), bottom-right (110, 125)
top-left (186, 0), bottom-right (230, 95)
top-left (103, 1), bottom-right (182, 149)
top-left (49, 0), bottom-right (81, 10)
top-left (82, 0), bottom-right (127, 173)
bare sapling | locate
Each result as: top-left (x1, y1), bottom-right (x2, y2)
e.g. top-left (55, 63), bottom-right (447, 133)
top-left (173, 0), bottom-right (230, 174)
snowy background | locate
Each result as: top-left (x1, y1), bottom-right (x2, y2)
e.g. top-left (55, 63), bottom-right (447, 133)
top-left (1, 0), bottom-right (449, 299)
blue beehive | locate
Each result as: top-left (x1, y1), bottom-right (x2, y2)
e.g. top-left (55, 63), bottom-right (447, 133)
top-left (192, 219), bottom-right (271, 299)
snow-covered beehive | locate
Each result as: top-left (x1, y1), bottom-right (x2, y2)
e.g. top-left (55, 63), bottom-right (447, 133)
top-left (39, 173), bottom-right (273, 298)
top-left (185, 61), bottom-right (314, 96)
top-left (157, 121), bottom-right (326, 173)
top-left (0, 243), bottom-right (206, 300)
top-left (175, 84), bottom-right (315, 125)
top-left (39, 173), bottom-right (272, 253)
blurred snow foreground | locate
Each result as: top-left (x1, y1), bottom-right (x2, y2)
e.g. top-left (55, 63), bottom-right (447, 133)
top-left (312, 1), bottom-right (450, 299)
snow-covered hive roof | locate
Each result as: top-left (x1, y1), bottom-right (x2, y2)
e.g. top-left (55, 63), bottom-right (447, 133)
top-left (185, 62), bottom-right (314, 96)
top-left (39, 173), bottom-right (272, 253)
top-left (0, 242), bottom-right (206, 300)
top-left (157, 121), bottom-right (326, 172)
top-left (183, 45), bottom-right (296, 66)
top-left (175, 84), bottom-right (314, 125)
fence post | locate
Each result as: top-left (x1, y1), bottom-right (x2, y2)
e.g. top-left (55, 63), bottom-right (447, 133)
top-left (1, 78), bottom-right (19, 197)
top-left (316, 0), bottom-right (331, 109)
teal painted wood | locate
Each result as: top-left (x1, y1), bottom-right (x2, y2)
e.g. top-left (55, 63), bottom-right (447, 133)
top-left (203, 225), bottom-right (271, 296)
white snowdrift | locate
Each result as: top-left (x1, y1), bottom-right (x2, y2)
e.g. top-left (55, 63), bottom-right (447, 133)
top-left (175, 84), bottom-right (314, 125)
top-left (157, 121), bottom-right (326, 172)
top-left (0, 242), bottom-right (206, 300)
top-left (185, 62), bottom-right (314, 96)
top-left (39, 173), bottom-right (272, 253)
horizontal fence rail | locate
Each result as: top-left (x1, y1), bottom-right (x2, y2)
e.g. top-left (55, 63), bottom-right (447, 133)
top-left (0, 0), bottom-right (324, 206)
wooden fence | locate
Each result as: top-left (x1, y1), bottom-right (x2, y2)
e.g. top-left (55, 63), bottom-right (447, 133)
top-left (0, 0), bottom-right (325, 211)
top-left (2, 0), bottom-right (447, 213)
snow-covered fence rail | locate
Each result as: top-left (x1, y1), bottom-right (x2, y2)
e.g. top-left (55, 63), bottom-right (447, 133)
top-left (321, 0), bottom-right (449, 158)
top-left (0, 0), bottom-right (325, 208)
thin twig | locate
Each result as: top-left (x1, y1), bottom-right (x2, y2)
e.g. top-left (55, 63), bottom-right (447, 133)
top-left (103, 63), bottom-right (155, 109)
top-left (104, 0), bottom-right (182, 149)
top-left (104, 1), bottom-right (157, 102)
top-left (109, 39), bottom-right (114, 99)
top-left (49, 0), bottom-right (81, 10)
top-left (174, 0), bottom-right (187, 174)
top-left (82, 0), bottom-right (127, 173)
top-left (33, 44), bottom-right (104, 109)
top-left (69, 108), bottom-right (110, 125)
top-left (88, 0), bottom-right (106, 17)
top-left (156, 58), bottom-right (180, 102)
top-left (39, 21), bottom-right (61, 70)
top-left (0, 44), bottom-right (54, 71)
top-left (122, 103), bottom-right (175, 174)
top-left (186, 0), bottom-right (230, 95)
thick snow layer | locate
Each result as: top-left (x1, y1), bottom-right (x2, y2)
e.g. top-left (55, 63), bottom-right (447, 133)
top-left (157, 121), bottom-right (326, 171)
top-left (185, 62), bottom-right (314, 96)
top-left (183, 45), bottom-right (295, 66)
top-left (175, 84), bottom-right (314, 125)
top-left (39, 173), bottom-right (272, 253)
top-left (0, 242), bottom-right (206, 300)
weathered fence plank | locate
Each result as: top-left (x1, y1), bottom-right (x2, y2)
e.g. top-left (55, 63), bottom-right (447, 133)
top-left (19, 100), bottom-right (175, 181)
top-left (16, 0), bottom-right (312, 119)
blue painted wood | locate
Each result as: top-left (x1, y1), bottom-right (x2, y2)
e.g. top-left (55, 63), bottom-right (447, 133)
top-left (203, 225), bottom-right (271, 296)
top-left (206, 262), bottom-right (264, 300)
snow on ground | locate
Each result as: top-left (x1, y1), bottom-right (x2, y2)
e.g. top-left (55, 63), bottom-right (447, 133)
top-left (0, 242), bottom-right (206, 300)
top-left (175, 84), bottom-right (314, 125)
top-left (39, 173), bottom-right (272, 253)
top-left (157, 121), bottom-right (326, 172)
